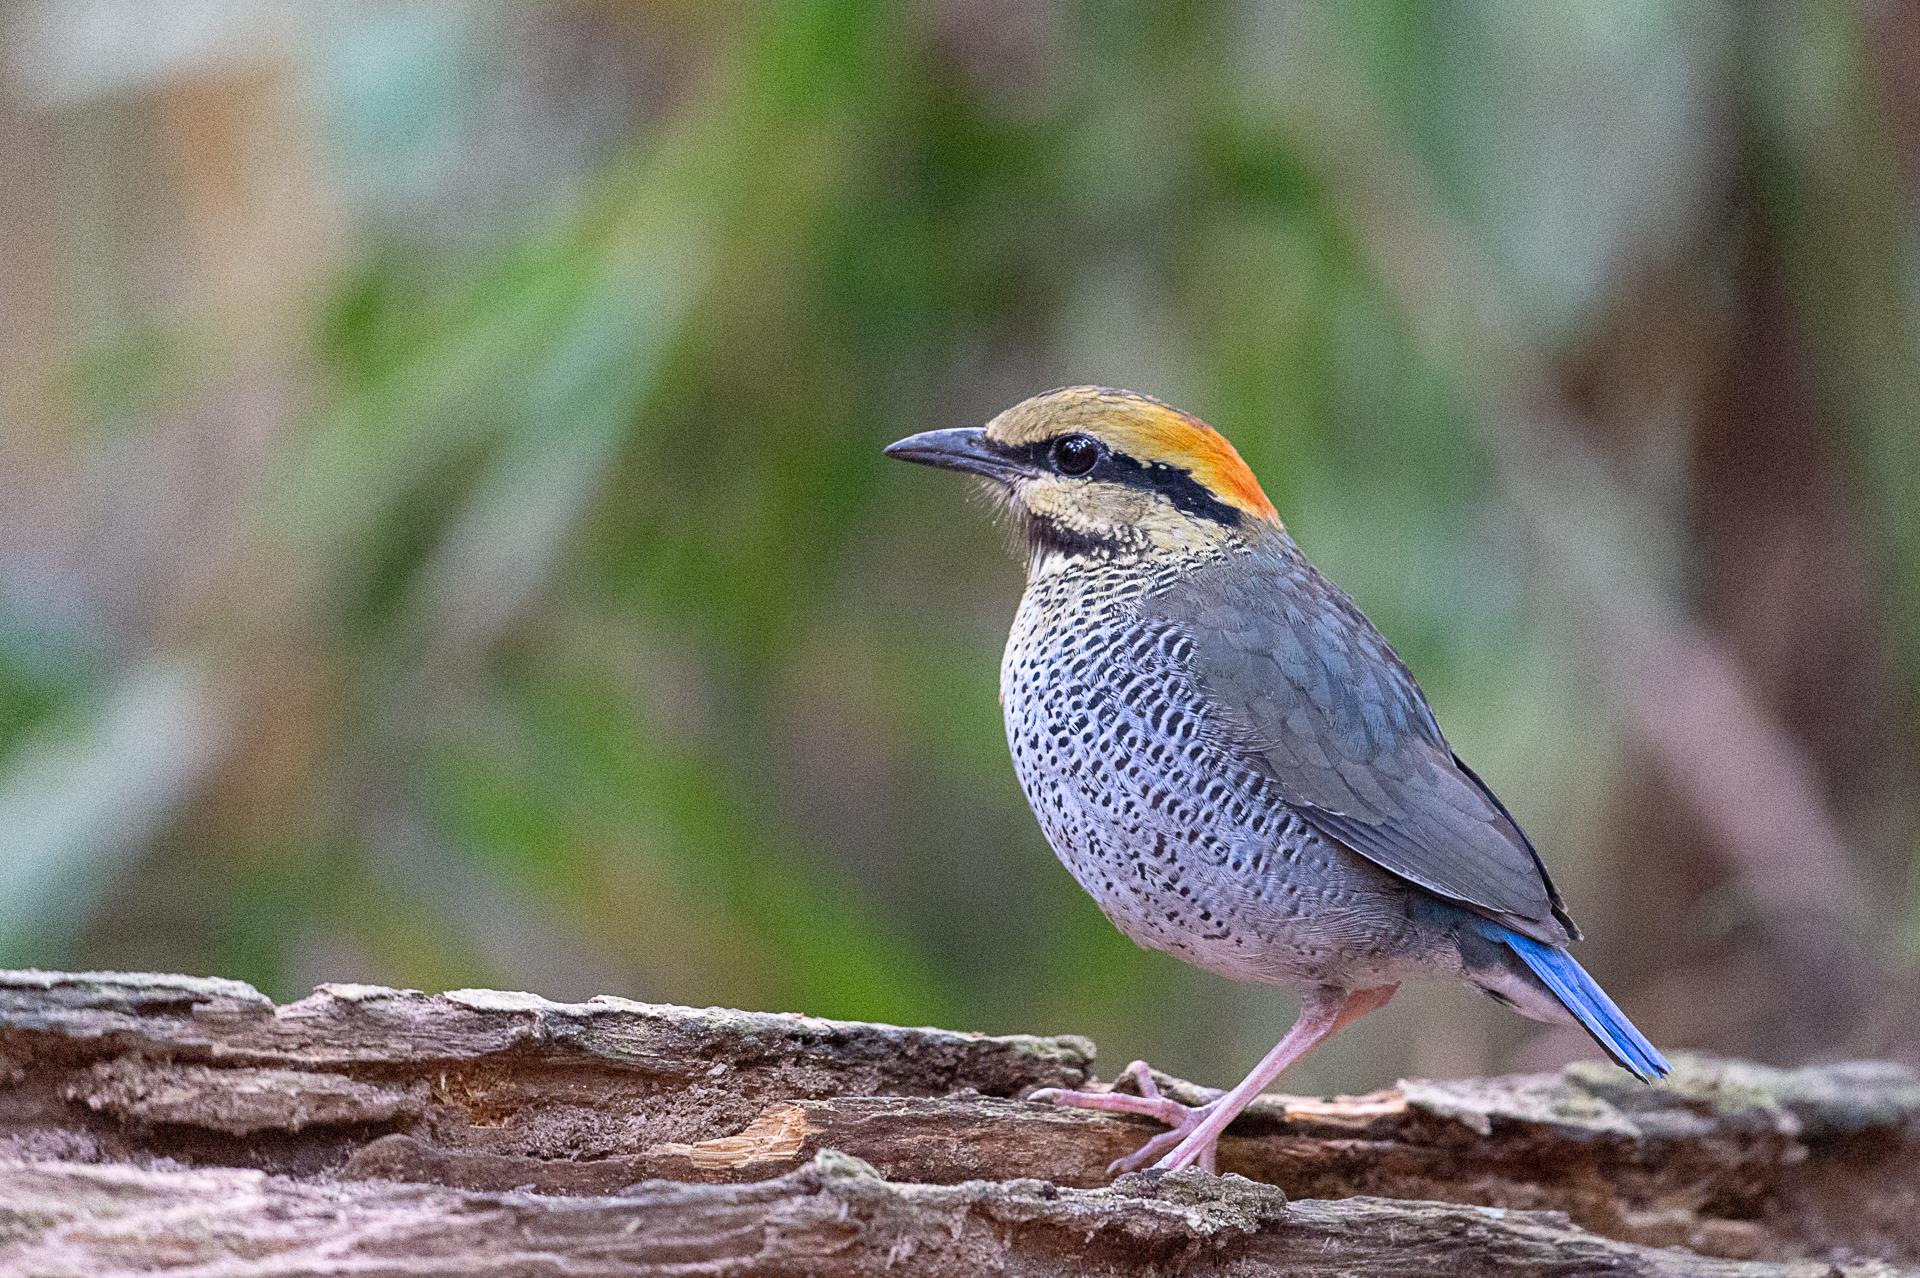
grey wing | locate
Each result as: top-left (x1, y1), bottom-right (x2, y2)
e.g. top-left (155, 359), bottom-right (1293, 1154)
top-left (1149, 547), bottom-right (1576, 945)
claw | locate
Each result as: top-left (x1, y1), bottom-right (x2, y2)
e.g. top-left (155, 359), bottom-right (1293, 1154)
top-left (1034, 1063), bottom-right (1223, 1175)
top-left (1113, 1059), bottom-right (1161, 1100)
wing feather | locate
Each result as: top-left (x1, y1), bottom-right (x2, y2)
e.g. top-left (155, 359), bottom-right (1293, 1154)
top-left (1146, 540), bottom-right (1576, 943)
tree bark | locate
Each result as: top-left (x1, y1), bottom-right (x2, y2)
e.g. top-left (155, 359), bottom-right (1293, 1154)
top-left (0, 969), bottom-right (1912, 1276)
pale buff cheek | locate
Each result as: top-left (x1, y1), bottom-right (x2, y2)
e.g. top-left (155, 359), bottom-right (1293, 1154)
top-left (1018, 479), bottom-right (1154, 534)
top-left (1016, 480), bottom-right (1237, 561)
top-left (1134, 506), bottom-right (1236, 555)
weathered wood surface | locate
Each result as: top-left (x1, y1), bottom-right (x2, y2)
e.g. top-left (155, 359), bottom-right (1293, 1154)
top-left (6, 1153), bottom-right (1910, 1278)
top-left (0, 969), bottom-right (1914, 1276)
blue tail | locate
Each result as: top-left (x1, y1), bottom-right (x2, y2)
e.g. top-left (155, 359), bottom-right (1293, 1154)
top-left (1497, 929), bottom-right (1671, 1082)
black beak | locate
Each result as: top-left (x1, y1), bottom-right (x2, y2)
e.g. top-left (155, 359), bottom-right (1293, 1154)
top-left (883, 428), bottom-right (1027, 482)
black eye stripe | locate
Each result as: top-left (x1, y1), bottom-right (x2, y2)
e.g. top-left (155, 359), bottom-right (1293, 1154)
top-left (1116, 457), bottom-right (1244, 525)
top-left (989, 436), bottom-right (1245, 528)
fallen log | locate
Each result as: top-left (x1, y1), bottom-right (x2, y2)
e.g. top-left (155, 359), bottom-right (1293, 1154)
top-left (0, 969), bottom-right (1912, 1275)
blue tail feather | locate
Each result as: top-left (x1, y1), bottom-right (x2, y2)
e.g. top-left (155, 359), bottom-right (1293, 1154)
top-left (1495, 928), bottom-right (1671, 1082)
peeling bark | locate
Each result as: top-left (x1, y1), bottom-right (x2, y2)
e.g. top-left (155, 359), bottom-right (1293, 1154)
top-left (0, 969), bottom-right (1913, 1275)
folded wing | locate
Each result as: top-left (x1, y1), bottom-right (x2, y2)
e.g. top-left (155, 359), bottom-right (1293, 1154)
top-left (1148, 543), bottom-right (1576, 944)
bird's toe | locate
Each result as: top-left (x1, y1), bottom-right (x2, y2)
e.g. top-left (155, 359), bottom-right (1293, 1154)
top-left (1029, 1085), bottom-right (1190, 1126)
top-left (1107, 1125), bottom-right (1191, 1176)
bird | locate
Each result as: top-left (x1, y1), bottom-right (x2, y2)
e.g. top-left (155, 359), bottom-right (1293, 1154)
top-left (884, 385), bottom-right (1669, 1177)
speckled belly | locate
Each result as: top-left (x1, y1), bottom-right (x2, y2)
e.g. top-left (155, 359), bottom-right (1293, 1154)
top-left (999, 574), bottom-right (1453, 991)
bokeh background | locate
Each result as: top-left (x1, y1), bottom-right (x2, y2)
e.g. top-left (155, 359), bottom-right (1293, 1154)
top-left (2, 0), bottom-right (1916, 1092)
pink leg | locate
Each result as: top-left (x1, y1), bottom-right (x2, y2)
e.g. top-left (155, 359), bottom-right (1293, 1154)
top-left (1032, 985), bottom-right (1396, 1177)
top-left (1150, 984), bottom-right (1396, 1173)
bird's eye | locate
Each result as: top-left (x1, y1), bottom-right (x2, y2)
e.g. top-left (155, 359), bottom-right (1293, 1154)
top-left (1050, 434), bottom-right (1100, 476)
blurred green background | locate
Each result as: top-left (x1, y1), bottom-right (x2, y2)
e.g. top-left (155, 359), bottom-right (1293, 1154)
top-left (1, 0), bottom-right (1915, 1092)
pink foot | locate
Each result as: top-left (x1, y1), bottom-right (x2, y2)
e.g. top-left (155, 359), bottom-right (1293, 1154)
top-left (1030, 1060), bottom-right (1219, 1175)
top-left (1033, 986), bottom-right (1399, 1181)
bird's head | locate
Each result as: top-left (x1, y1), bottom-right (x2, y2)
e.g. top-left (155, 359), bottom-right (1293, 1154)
top-left (886, 386), bottom-right (1280, 570)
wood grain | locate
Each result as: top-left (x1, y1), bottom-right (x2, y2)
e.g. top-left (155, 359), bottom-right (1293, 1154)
top-left (0, 969), bottom-right (1912, 1275)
